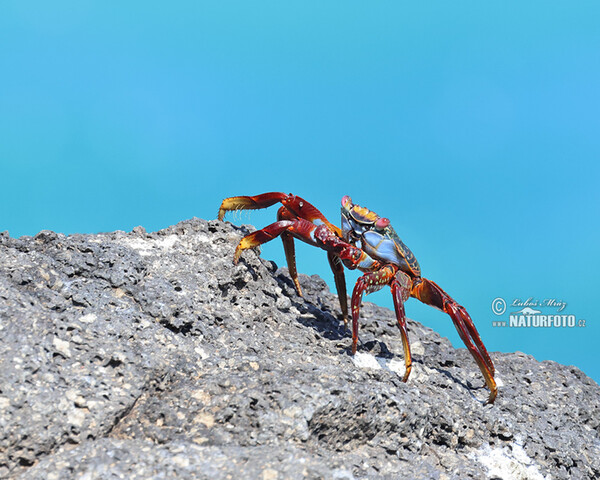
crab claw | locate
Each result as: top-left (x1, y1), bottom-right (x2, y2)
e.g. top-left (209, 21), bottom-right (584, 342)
top-left (411, 278), bottom-right (497, 404)
top-left (218, 192), bottom-right (289, 220)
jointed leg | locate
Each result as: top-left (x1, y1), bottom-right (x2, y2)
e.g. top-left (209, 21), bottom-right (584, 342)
top-left (220, 193), bottom-right (367, 333)
top-left (350, 266), bottom-right (396, 354)
top-left (411, 278), bottom-right (497, 403)
top-left (391, 271), bottom-right (412, 382)
top-left (411, 278), bottom-right (494, 375)
top-left (276, 206), bottom-right (303, 296)
top-left (233, 217), bottom-right (362, 271)
top-left (233, 219), bottom-right (316, 264)
top-left (277, 207), bottom-right (349, 325)
top-left (327, 252), bottom-right (349, 327)
top-left (279, 231), bottom-right (302, 295)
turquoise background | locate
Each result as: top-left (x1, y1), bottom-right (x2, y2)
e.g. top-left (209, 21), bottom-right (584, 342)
top-left (1, 2), bottom-right (598, 384)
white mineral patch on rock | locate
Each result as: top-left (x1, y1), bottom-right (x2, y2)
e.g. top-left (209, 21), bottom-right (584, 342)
top-left (352, 352), bottom-right (382, 370)
top-left (411, 341), bottom-right (425, 356)
top-left (68, 408), bottom-right (87, 428)
top-left (354, 353), bottom-right (423, 381)
top-left (53, 337), bottom-right (71, 357)
top-left (383, 358), bottom-right (408, 376)
top-left (121, 235), bottom-right (178, 256)
top-left (195, 346), bottom-right (209, 360)
top-left (471, 439), bottom-right (550, 480)
top-left (79, 313), bottom-right (97, 324)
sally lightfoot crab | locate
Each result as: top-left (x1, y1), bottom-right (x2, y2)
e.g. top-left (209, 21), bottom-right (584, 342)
top-left (218, 192), bottom-right (497, 403)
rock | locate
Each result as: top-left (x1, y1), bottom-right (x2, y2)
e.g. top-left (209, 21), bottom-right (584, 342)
top-left (0, 218), bottom-right (598, 479)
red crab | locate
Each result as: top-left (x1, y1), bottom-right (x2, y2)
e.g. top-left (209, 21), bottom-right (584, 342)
top-left (218, 192), bottom-right (497, 403)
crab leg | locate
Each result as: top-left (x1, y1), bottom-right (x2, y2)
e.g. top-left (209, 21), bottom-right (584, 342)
top-left (279, 207), bottom-right (349, 325)
top-left (219, 192), bottom-right (341, 235)
top-left (411, 278), bottom-right (494, 376)
top-left (390, 271), bottom-right (413, 382)
top-left (411, 278), bottom-right (497, 403)
top-left (327, 252), bottom-right (349, 327)
top-left (233, 218), bottom-right (316, 264)
top-left (233, 217), bottom-right (364, 273)
top-left (349, 267), bottom-right (413, 381)
top-left (221, 195), bottom-right (353, 325)
top-left (276, 206), bottom-right (304, 296)
top-left (350, 266), bottom-right (396, 354)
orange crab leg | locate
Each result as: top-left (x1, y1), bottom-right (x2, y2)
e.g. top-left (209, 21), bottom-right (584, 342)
top-left (411, 278), bottom-right (497, 403)
top-left (411, 278), bottom-right (494, 376)
top-left (277, 207), bottom-right (304, 296)
top-left (350, 266), bottom-right (413, 381)
top-left (390, 271), bottom-right (413, 382)
top-left (232, 219), bottom-right (309, 264)
top-left (327, 252), bottom-right (349, 327)
top-left (350, 266), bottom-right (395, 354)
top-left (280, 225), bottom-right (350, 326)
top-left (233, 217), bottom-right (366, 277)
top-left (235, 222), bottom-right (369, 328)
top-left (218, 192), bottom-right (341, 236)
top-left (221, 193), bottom-right (351, 325)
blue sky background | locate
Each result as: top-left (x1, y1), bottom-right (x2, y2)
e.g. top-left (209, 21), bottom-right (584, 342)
top-left (1, 2), bottom-right (599, 384)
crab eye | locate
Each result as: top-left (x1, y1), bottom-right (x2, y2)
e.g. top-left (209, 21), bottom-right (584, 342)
top-left (299, 201), bottom-right (304, 208)
top-left (375, 217), bottom-right (390, 229)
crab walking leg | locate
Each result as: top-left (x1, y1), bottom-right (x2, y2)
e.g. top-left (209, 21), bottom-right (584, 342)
top-left (411, 278), bottom-right (497, 403)
top-left (280, 231), bottom-right (303, 294)
top-left (390, 271), bottom-right (413, 382)
top-left (327, 252), bottom-right (349, 328)
top-left (411, 278), bottom-right (495, 377)
top-left (452, 303), bottom-right (495, 376)
top-left (276, 207), bottom-right (304, 296)
top-left (218, 192), bottom-right (288, 220)
top-left (350, 266), bottom-right (396, 354)
top-left (276, 206), bottom-right (349, 324)
top-left (223, 195), bottom-right (357, 324)
top-left (447, 302), bottom-right (498, 404)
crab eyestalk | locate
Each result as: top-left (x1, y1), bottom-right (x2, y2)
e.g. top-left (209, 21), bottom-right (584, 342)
top-left (341, 195), bottom-right (352, 209)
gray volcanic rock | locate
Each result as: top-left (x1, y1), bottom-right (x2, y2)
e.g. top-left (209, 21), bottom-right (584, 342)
top-left (0, 219), bottom-right (599, 480)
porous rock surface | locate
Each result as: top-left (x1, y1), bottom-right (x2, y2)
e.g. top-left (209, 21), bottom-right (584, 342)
top-left (0, 219), bottom-right (599, 480)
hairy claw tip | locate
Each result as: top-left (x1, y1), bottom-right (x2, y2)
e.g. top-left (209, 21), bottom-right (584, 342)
top-left (233, 250), bottom-right (242, 264)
